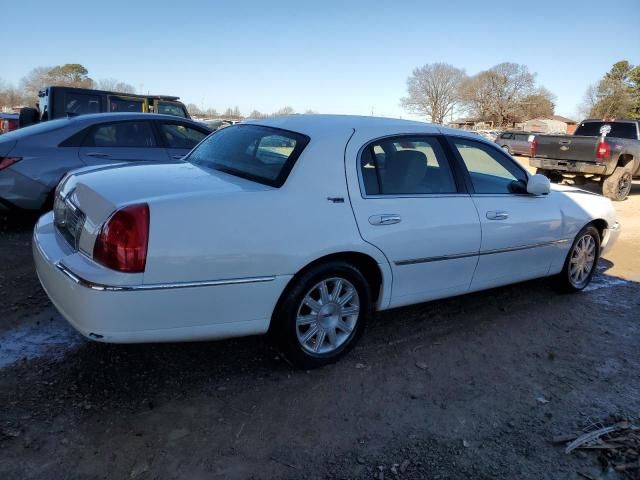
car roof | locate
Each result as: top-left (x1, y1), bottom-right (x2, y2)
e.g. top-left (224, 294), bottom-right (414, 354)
top-left (64, 112), bottom-right (198, 124)
top-left (246, 114), bottom-right (443, 138)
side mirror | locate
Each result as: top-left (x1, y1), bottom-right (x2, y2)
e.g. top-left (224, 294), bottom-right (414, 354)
top-left (527, 174), bottom-right (550, 195)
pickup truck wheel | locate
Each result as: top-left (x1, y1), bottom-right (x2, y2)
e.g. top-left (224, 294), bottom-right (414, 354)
top-left (555, 225), bottom-right (600, 293)
top-left (602, 164), bottom-right (633, 201)
top-left (501, 145), bottom-right (511, 154)
top-left (274, 261), bottom-right (371, 368)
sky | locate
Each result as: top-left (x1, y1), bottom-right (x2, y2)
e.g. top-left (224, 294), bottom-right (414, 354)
top-left (2, 0), bottom-right (639, 120)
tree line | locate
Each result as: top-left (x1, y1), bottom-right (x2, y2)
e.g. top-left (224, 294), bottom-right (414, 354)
top-left (401, 60), bottom-right (640, 126)
top-left (401, 62), bottom-right (556, 126)
top-left (0, 64), bottom-right (318, 120)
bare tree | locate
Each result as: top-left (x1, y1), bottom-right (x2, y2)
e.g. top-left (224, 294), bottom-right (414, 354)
top-left (95, 78), bottom-right (136, 93)
top-left (186, 103), bottom-right (203, 116)
top-left (248, 110), bottom-right (267, 119)
top-left (459, 62), bottom-right (540, 126)
top-left (400, 63), bottom-right (466, 124)
top-left (272, 106), bottom-right (295, 116)
top-left (517, 87), bottom-right (556, 119)
top-left (303, 109), bottom-right (318, 115)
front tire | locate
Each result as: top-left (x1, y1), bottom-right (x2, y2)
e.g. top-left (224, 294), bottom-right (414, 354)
top-left (273, 261), bottom-right (371, 368)
top-left (556, 225), bottom-right (600, 292)
top-left (602, 164), bottom-right (633, 201)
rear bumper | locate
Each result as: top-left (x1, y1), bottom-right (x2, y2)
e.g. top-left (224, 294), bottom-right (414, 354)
top-left (530, 158), bottom-right (607, 175)
top-left (601, 222), bottom-right (621, 256)
top-left (33, 213), bottom-right (290, 343)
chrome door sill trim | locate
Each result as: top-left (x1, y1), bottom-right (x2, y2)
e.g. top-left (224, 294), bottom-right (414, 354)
top-left (55, 263), bottom-right (276, 292)
top-left (395, 239), bottom-right (570, 266)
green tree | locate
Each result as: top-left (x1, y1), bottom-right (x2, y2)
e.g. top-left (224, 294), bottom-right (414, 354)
top-left (20, 63), bottom-right (94, 101)
top-left (588, 61), bottom-right (640, 119)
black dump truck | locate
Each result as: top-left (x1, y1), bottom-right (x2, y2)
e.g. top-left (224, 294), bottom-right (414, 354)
top-left (530, 118), bottom-right (640, 201)
top-left (19, 86), bottom-right (190, 128)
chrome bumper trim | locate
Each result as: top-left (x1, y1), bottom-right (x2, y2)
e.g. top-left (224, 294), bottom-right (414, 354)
top-left (55, 262), bottom-right (276, 292)
top-left (395, 239), bottom-right (570, 266)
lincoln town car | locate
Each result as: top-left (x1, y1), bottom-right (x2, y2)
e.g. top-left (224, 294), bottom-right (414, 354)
top-left (33, 115), bottom-right (620, 367)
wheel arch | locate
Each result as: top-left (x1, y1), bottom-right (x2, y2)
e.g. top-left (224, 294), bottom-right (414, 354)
top-left (589, 218), bottom-right (608, 243)
top-left (616, 153), bottom-right (635, 169)
top-left (271, 251), bottom-right (386, 330)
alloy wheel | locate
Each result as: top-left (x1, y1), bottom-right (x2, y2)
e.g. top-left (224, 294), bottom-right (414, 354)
top-left (295, 277), bottom-right (360, 355)
top-left (569, 234), bottom-right (597, 288)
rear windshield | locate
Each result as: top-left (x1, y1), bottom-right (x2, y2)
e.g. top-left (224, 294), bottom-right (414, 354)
top-left (186, 124), bottom-right (310, 187)
top-left (574, 122), bottom-right (638, 139)
top-left (0, 117), bottom-right (71, 140)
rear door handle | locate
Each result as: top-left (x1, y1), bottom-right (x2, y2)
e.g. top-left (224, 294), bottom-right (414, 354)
top-left (86, 152), bottom-right (112, 158)
top-left (486, 211), bottom-right (509, 220)
top-left (369, 214), bottom-right (402, 225)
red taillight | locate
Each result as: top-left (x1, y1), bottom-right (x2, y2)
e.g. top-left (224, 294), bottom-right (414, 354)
top-left (596, 140), bottom-right (611, 161)
top-left (93, 204), bottom-right (150, 273)
top-left (0, 157), bottom-right (21, 170)
top-left (529, 138), bottom-right (537, 157)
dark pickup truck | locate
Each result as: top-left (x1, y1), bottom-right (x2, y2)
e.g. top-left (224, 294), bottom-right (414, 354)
top-left (530, 119), bottom-right (639, 201)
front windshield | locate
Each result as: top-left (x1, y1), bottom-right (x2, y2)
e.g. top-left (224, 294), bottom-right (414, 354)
top-left (186, 124), bottom-right (310, 187)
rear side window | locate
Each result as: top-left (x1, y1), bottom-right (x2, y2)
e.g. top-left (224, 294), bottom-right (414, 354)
top-left (574, 122), bottom-right (638, 139)
top-left (65, 93), bottom-right (100, 115)
top-left (514, 133), bottom-right (529, 141)
top-left (160, 123), bottom-right (208, 149)
top-left (186, 124), bottom-right (309, 187)
top-left (109, 97), bottom-right (144, 113)
top-left (360, 136), bottom-right (457, 195)
top-left (83, 121), bottom-right (157, 148)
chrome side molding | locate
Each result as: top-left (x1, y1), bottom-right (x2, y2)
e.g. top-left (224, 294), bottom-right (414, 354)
top-left (55, 262), bottom-right (276, 292)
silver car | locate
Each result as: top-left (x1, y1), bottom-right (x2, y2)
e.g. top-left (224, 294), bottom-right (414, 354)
top-left (0, 113), bottom-right (211, 211)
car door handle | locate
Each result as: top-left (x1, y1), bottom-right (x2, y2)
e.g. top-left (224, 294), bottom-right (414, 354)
top-left (369, 214), bottom-right (402, 225)
top-left (171, 155), bottom-right (185, 160)
top-left (86, 152), bottom-right (112, 158)
top-left (486, 211), bottom-right (509, 220)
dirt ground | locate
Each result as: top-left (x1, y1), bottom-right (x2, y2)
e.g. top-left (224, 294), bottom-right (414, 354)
top-left (1, 160), bottom-right (638, 479)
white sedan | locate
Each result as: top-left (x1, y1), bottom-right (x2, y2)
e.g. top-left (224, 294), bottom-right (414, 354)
top-left (33, 115), bottom-right (621, 368)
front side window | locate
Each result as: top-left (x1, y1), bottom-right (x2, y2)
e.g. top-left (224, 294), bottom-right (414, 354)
top-left (84, 121), bottom-right (156, 148)
top-left (157, 102), bottom-right (187, 117)
top-left (452, 139), bottom-right (527, 194)
top-left (160, 123), bottom-right (208, 149)
top-left (186, 125), bottom-right (310, 187)
top-left (360, 136), bottom-right (457, 195)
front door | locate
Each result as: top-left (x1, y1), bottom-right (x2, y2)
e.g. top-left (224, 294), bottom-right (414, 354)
top-left (447, 137), bottom-right (564, 290)
top-left (346, 132), bottom-right (481, 308)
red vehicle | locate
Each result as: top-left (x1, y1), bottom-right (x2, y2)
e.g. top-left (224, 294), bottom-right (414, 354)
top-left (0, 113), bottom-right (19, 134)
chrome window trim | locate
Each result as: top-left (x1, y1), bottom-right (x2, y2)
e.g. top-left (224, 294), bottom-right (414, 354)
top-left (355, 133), bottom-right (461, 199)
top-left (395, 238), bottom-right (570, 266)
top-left (55, 262), bottom-right (276, 292)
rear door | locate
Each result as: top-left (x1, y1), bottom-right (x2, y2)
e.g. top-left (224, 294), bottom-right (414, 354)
top-left (448, 137), bottom-right (564, 290)
top-left (78, 120), bottom-right (169, 164)
top-left (346, 131), bottom-right (481, 308)
top-left (155, 120), bottom-right (210, 160)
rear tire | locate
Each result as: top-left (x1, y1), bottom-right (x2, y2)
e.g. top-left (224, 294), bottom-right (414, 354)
top-left (602, 164), bottom-right (633, 201)
top-left (502, 145), bottom-right (511, 154)
top-left (272, 261), bottom-right (371, 369)
top-left (555, 225), bottom-right (600, 293)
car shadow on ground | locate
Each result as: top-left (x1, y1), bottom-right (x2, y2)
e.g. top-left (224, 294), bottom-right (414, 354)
top-left (2, 263), bottom-right (635, 422)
